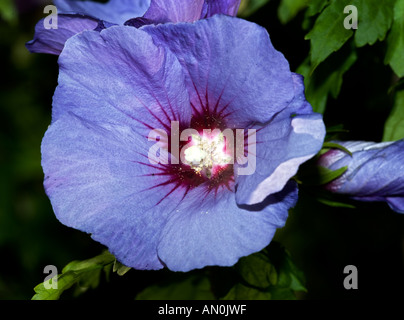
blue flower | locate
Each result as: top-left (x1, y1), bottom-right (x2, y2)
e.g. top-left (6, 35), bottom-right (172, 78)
top-left (26, 0), bottom-right (241, 55)
top-left (318, 140), bottom-right (404, 213)
top-left (41, 16), bottom-right (325, 271)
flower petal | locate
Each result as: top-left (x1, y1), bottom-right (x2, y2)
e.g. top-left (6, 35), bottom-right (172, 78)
top-left (144, 15), bottom-right (295, 128)
top-left (235, 112), bottom-right (325, 205)
top-left (54, 0), bottom-right (150, 24)
top-left (53, 26), bottom-right (191, 130)
top-left (42, 114), bottom-right (187, 269)
top-left (157, 181), bottom-right (297, 271)
top-left (26, 14), bottom-right (99, 55)
top-left (288, 73), bottom-right (315, 115)
top-left (385, 197), bottom-right (404, 213)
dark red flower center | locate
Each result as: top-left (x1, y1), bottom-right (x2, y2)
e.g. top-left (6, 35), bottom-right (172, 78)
top-left (142, 107), bottom-right (236, 204)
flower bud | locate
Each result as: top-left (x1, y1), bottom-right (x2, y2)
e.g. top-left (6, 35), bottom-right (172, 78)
top-left (318, 140), bottom-right (404, 213)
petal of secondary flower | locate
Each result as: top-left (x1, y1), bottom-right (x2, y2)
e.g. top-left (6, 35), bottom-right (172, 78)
top-left (157, 181), bottom-right (297, 271)
top-left (144, 15), bottom-right (295, 128)
top-left (142, 0), bottom-right (205, 23)
top-left (42, 114), bottom-right (187, 270)
top-left (53, 26), bottom-right (191, 130)
top-left (54, 0), bottom-right (150, 24)
top-left (385, 197), bottom-right (404, 213)
top-left (235, 112), bottom-right (325, 205)
top-left (321, 140), bottom-right (404, 213)
top-left (288, 73), bottom-right (314, 115)
top-left (318, 141), bottom-right (393, 172)
top-left (26, 14), bottom-right (99, 55)
top-left (201, 0), bottom-right (241, 18)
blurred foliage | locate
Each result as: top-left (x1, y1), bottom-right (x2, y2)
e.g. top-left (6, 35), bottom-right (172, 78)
top-left (222, 242), bottom-right (306, 300)
top-left (32, 242), bottom-right (305, 300)
top-left (297, 48), bottom-right (357, 114)
top-left (238, 0), bottom-right (270, 17)
top-left (277, 0), bottom-right (307, 25)
top-left (0, 0), bottom-right (17, 25)
top-left (1, 0), bottom-right (403, 300)
top-left (136, 273), bottom-right (215, 300)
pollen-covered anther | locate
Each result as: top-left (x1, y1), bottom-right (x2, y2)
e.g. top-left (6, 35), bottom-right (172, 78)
top-left (184, 133), bottom-right (232, 179)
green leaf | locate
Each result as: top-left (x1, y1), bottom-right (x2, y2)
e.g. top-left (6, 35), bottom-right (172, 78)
top-left (266, 243), bottom-right (306, 293)
top-left (383, 89), bottom-right (404, 141)
top-left (322, 142), bottom-right (352, 156)
top-left (136, 273), bottom-right (215, 300)
top-left (305, 0), bottom-right (354, 71)
top-left (278, 0), bottom-right (308, 24)
top-left (353, 0), bottom-right (395, 47)
top-left (325, 124), bottom-right (350, 134)
top-left (60, 251), bottom-right (115, 273)
top-left (238, 0), bottom-right (270, 17)
top-left (298, 46), bottom-right (357, 113)
top-left (236, 251), bottom-right (277, 289)
top-left (72, 269), bottom-right (102, 297)
top-left (314, 165), bottom-right (348, 186)
top-left (113, 260), bottom-right (131, 276)
top-left (316, 197), bottom-right (356, 209)
top-left (324, 125), bottom-right (350, 142)
top-left (385, 0), bottom-right (404, 77)
top-left (297, 159), bottom-right (348, 186)
top-left (306, 0), bottom-right (330, 17)
top-left (32, 272), bottom-right (79, 300)
top-left (222, 242), bottom-right (306, 300)
top-left (302, 0), bottom-right (330, 31)
top-left (32, 251), bottom-right (115, 300)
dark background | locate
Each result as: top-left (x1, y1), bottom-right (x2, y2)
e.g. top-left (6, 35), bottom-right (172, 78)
top-left (1, 0), bottom-right (403, 299)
